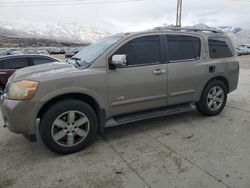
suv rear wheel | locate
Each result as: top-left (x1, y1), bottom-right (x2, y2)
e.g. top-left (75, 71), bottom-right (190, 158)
top-left (40, 100), bottom-right (98, 154)
top-left (197, 80), bottom-right (227, 116)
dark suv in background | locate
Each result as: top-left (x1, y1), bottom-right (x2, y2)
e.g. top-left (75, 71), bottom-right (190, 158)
top-left (0, 54), bottom-right (60, 94)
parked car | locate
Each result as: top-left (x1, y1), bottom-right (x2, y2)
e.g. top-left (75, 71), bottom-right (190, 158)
top-left (65, 49), bottom-right (76, 58)
top-left (236, 46), bottom-right (247, 55)
top-left (48, 48), bottom-right (63, 54)
top-left (37, 49), bottom-right (50, 55)
top-left (7, 50), bottom-right (23, 56)
top-left (0, 51), bottom-right (6, 57)
top-left (0, 54), bottom-right (60, 94)
top-left (235, 47), bottom-right (245, 56)
top-left (0, 28), bottom-right (239, 154)
top-left (65, 47), bottom-right (83, 58)
top-left (22, 49), bottom-right (38, 54)
top-left (242, 46), bottom-right (250, 54)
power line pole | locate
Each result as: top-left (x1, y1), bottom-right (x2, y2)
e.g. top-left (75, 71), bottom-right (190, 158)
top-left (176, 0), bottom-right (182, 27)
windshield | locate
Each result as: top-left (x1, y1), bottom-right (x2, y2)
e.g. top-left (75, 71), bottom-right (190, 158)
top-left (72, 36), bottom-right (122, 66)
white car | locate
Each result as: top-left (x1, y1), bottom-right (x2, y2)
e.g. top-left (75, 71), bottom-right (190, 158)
top-left (236, 46), bottom-right (249, 55)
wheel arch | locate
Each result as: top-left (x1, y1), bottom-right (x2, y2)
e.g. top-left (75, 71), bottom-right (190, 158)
top-left (199, 76), bottom-right (229, 101)
top-left (207, 76), bottom-right (229, 93)
top-left (196, 76), bottom-right (229, 116)
top-left (37, 93), bottom-right (106, 133)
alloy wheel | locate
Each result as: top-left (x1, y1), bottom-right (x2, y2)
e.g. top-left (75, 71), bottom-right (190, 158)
top-left (51, 111), bottom-right (90, 147)
top-left (207, 86), bottom-right (224, 111)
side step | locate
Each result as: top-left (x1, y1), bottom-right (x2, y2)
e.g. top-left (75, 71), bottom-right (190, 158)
top-left (105, 103), bottom-right (194, 127)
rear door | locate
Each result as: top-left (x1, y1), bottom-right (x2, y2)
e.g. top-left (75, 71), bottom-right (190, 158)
top-left (166, 34), bottom-right (206, 105)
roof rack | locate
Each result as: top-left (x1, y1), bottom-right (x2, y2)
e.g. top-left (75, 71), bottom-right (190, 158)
top-left (153, 26), bottom-right (223, 33)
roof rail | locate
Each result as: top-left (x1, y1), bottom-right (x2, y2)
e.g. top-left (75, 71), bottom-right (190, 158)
top-left (153, 26), bottom-right (223, 33)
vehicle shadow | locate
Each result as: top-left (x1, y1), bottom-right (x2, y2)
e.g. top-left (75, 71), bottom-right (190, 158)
top-left (102, 109), bottom-right (205, 140)
top-left (1, 109), bottom-right (208, 158)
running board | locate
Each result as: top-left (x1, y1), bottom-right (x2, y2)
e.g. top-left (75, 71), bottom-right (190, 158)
top-left (105, 103), bottom-right (194, 127)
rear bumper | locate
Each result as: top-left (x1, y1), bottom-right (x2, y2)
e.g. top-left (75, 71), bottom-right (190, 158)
top-left (228, 62), bottom-right (240, 93)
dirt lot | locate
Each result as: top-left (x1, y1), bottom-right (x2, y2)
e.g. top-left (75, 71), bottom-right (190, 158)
top-left (0, 56), bottom-right (250, 188)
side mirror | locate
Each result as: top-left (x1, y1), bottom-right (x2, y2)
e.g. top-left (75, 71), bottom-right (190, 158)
top-left (111, 54), bottom-right (127, 68)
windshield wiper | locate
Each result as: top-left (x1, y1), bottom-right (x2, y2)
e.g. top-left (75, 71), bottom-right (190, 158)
top-left (68, 57), bottom-right (81, 67)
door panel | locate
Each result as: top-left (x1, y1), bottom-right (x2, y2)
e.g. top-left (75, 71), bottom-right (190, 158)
top-left (107, 35), bottom-right (167, 117)
top-left (166, 34), bottom-right (206, 105)
top-left (167, 61), bottom-right (206, 105)
top-left (107, 64), bottom-right (167, 116)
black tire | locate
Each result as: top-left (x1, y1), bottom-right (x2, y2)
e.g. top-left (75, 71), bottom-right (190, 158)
top-left (40, 100), bottom-right (98, 154)
top-left (197, 80), bottom-right (227, 116)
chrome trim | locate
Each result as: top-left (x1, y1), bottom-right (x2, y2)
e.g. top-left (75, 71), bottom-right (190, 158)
top-left (153, 69), bottom-right (166, 75)
top-left (111, 94), bottom-right (167, 107)
top-left (170, 90), bottom-right (195, 97)
top-left (169, 58), bottom-right (199, 63)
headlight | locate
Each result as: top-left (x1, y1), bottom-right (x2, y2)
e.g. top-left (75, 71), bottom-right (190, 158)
top-left (8, 80), bottom-right (39, 100)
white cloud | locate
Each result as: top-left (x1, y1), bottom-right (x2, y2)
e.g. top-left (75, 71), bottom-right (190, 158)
top-left (0, 0), bottom-right (249, 32)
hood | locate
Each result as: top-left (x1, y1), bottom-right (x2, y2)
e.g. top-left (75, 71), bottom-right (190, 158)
top-left (10, 62), bottom-right (76, 82)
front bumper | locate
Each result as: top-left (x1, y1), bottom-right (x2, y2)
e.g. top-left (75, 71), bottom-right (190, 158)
top-left (0, 96), bottom-right (41, 135)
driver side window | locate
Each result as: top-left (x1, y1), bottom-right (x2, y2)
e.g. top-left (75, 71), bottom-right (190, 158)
top-left (114, 35), bottom-right (161, 66)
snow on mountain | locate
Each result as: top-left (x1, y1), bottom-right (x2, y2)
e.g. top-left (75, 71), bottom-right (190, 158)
top-left (155, 23), bottom-right (249, 45)
top-left (1, 21), bottom-right (250, 46)
top-left (191, 24), bottom-right (250, 45)
top-left (0, 22), bottom-right (110, 43)
top-left (227, 30), bottom-right (250, 45)
top-left (188, 23), bottom-right (214, 30)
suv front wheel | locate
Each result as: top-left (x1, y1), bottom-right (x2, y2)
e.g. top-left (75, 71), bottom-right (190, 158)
top-left (197, 80), bottom-right (227, 116)
top-left (40, 100), bottom-right (98, 154)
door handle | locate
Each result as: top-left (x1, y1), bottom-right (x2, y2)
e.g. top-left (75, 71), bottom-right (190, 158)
top-left (153, 69), bottom-right (166, 75)
top-left (0, 72), bottom-right (7, 75)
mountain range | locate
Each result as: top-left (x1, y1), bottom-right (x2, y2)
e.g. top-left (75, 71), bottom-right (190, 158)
top-left (0, 22), bottom-right (109, 45)
top-left (188, 23), bottom-right (250, 45)
top-left (0, 22), bottom-right (250, 47)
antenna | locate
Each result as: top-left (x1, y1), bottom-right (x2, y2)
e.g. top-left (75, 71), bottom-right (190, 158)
top-left (176, 0), bottom-right (182, 27)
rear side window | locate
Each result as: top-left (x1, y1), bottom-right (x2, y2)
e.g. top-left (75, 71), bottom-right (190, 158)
top-left (208, 37), bottom-right (234, 59)
top-left (115, 35), bottom-right (161, 66)
top-left (2, 58), bottom-right (29, 69)
top-left (167, 35), bottom-right (201, 62)
top-left (32, 57), bottom-right (54, 65)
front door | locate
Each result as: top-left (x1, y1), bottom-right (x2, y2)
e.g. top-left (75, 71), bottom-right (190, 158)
top-left (107, 35), bottom-right (167, 117)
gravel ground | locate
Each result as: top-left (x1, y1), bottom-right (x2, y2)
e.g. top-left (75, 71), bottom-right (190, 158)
top-left (0, 56), bottom-right (250, 188)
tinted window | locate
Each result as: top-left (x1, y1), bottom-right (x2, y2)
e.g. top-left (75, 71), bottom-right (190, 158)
top-left (167, 35), bottom-right (201, 62)
top-left (209, 38), bottom-right (233, 58)
top-left (0, 61), bottom-right (4, 69)
top-left (32, 57), bottom-right (54, 65)
top-left (2, 58), bottom-right (29, 69)
top-left (115, 35), bottom-right (161, 66)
